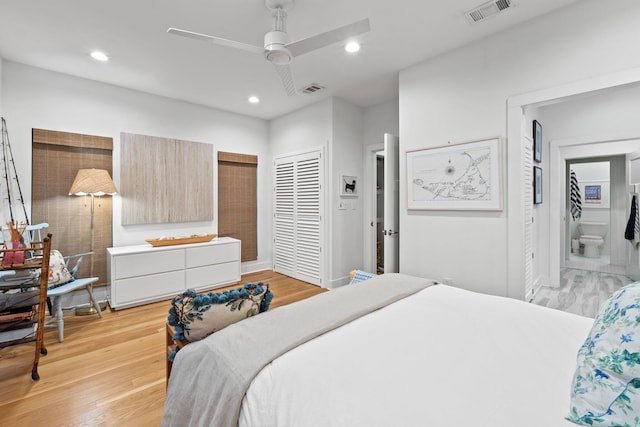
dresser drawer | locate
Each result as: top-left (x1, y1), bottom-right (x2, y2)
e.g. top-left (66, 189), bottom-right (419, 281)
top-left (186, 243), bottom-right (240, 268)
top-left (112, 270), bottom-right (184, 306)
top-left (114, 249), bottom-right (184, 279)
top-left (186, 261), bottom-right (241, 291)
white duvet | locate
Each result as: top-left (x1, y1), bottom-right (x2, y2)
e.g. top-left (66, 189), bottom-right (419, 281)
top-left (240, 285), bottom-right (593, 427)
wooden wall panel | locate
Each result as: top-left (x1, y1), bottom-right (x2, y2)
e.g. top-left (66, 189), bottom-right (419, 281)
top-left (173, 140), bottom-right (214, 223)
top-left (218, 152), bottom-right (257, 261)
top-left (32, 129), bottom-right (114, 286)
top-left (121, 133), bottom-right (213, 225)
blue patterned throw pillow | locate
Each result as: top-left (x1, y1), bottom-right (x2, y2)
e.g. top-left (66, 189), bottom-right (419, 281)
top-left (349, 270), bottom-right (377, 284)
top-left (567, 281), bottom-right (640, 426)
top-left (168, 282), bottom-right (273, 346)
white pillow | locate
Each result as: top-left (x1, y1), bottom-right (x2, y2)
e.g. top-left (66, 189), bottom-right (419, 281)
top-left (48, 249), bottom-right (73, 288)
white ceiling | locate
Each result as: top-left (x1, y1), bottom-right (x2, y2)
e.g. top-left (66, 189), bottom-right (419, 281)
top-left (0, 0), bottom-right (579, 120)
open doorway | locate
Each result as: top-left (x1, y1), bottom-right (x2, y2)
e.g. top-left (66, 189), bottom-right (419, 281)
top-left (365, 134), bottom-right (399, 274)
top-left (548, 140), bottom-right (638, 288)
top-left (375, 151), bottom-right (385, 273)
top-left (565, 158), bottom-right (626, 275)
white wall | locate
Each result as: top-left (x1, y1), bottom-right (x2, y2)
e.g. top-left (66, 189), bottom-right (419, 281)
top-left (2, 60), bottom-right (272, 273)
top-left (363, 99), bottom-right (399, 146)
top-left (269, 99), bottom-right (332, 158)
top-left (331, 98), bottom-right (364, 286)
top-left (399, 0), bottom-right (640, 297)
top-left (270, 97), bottom-right (367, 287)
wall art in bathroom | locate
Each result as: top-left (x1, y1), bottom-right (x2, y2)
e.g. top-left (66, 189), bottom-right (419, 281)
top-left (584, 185), bottom-right (601, 203)
top-left (406, 137), bottom-right (502, 210)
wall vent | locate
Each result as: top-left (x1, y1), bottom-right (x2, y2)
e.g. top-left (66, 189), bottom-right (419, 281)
top-left (465, 0), bottom-right (513, 23)
top-left (301, 83), bottom-right (325, 94)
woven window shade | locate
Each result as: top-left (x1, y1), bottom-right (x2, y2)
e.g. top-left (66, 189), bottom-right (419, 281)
top-left (218, 152), bottom-right (257, 262)
top-left (31, 129), bottom-right (114, 285)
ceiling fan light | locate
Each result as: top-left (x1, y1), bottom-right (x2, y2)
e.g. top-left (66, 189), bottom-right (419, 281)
top-left (265, 49), bottom-right (292, 65)
top-left (345, 41), bottom-right (361, 53)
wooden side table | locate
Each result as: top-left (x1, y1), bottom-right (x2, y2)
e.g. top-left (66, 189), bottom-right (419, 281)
top-left (165, 323), bottom-right (190, 387)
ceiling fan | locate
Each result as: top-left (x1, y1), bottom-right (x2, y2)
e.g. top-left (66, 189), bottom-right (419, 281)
top-left (167, 0), bottom-right (370, 96)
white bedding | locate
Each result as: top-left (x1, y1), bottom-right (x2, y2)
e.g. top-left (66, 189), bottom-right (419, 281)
top-left (240, 285), bottom-right (593, 427)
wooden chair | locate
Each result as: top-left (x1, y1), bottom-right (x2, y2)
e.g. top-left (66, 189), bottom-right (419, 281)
top-left (45, 252), bottom-right (102, 342)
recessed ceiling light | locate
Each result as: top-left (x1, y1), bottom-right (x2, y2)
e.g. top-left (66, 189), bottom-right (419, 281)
top-left (248, 95), bottom-right (260, 104)
top-left (90, 51), bottom-right (109, 62)
top-left (345, 41), bottom-right (361, 53)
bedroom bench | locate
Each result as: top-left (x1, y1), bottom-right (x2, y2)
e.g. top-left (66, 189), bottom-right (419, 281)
top-left (165, 281), bottom-right (274, 387)
top-left (165, 323), bottom-right (187, 384)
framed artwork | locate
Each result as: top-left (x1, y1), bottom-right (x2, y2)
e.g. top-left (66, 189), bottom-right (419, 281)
top-left (584, 184), bottom-right (601, 203)
top-left (534, 166), bottom-right (542, 205)
top-left (340, 174), bottom-right (358, 197)
top-left (533, 120), bottom-right (542, 163)
top-left (406, 137), bottom-right (502, 210)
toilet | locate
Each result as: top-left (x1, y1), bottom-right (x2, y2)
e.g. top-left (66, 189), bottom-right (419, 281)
top-left (578, 222), bottom-right (608, 258)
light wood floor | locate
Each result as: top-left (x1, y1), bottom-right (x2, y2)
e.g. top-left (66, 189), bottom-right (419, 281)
top-left (0, 271), bottom-right (326, 427)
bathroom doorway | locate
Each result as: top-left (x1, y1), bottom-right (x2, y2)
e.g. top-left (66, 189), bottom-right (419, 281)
top-left (565, 157), bottom-right (626, 275)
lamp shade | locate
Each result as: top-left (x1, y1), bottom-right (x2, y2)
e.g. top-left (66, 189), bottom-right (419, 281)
top-left (69, 169), bottom-right (118, 196)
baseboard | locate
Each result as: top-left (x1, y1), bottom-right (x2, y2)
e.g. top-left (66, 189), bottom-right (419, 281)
top-left (59, 284), bottom-right (108, 310)
top-left (241, 261), bottom-right (273, 275)
top-left (327, 276), bottom-right (350, 289)
top-left (529, 275), bottom-right (548, 302)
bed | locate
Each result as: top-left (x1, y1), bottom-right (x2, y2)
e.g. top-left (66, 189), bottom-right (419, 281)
top-left (162, 273), bottom-right (598, 427)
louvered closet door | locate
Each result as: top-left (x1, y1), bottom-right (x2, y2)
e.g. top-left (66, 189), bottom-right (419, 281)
top-left (523, 135), bottom-right (534, 301)
top-left (274, 150), bottom-right (323, 286)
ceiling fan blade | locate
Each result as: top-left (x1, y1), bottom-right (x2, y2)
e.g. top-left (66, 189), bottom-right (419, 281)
top-left (286, 18), bottom-right (370, 58)
top-left (167, 28), bottom-right (264, 55)
top-left (273, 64), bottom-right (296, 96)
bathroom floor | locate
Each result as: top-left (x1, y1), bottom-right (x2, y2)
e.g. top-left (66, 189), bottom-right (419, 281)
top-left (565, 253), bottom-right (626, 275)
top-left (532, 268), bottom-right (633, 318)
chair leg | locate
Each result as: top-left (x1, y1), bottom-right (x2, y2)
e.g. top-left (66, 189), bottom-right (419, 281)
top-left (86, 284), bottom-right (103, 318)
top-left (54, 296), bottom-right (64, 343)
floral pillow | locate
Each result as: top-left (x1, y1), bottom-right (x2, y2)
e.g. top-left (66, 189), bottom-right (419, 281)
top-left (168, 282), bottom-right (273, 346)
top-left (47, 249), bottom-right (74, 289)
top-left (567, 281), bottom-right (640, 426)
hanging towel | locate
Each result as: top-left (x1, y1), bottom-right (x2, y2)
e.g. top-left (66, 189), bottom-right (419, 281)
top-left (624, 195), bottom-right (640, 245)
top-left (636, 196), bottom-right (640, 246)
top-left (570, 170), bottom-right (582, 221)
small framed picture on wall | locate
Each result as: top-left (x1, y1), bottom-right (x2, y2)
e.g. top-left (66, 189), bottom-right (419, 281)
top-left (533, 166), bottom-right (542, 204)
top-left (533, 120), bottom-right (542, 163)
top-left (340, 174), bottom-right (358, 197)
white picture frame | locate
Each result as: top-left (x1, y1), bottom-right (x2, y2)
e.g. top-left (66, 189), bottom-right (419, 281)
top-left (406, 137), bottom-right (502, 210)
top-left (339, 174), bottom-right (358, 197)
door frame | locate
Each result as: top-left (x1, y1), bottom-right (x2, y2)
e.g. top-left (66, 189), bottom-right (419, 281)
top-left (507, 68), bottom-right (640, 300)
top-left (363, 142), bottom-right (384, 273)
top-left (549, 138), bottom-right (640, 286)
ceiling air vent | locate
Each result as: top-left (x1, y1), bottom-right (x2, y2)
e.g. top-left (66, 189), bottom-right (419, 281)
top-left (465, 0), bottom-right (513, 24)
top-left (301, 83), bottom-right (325, 94)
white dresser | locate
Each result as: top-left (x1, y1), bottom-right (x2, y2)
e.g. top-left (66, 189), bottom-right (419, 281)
top-left (107, 237), bottom-right (241, 310)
